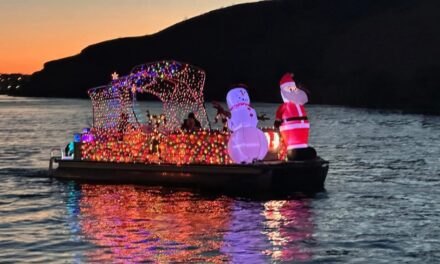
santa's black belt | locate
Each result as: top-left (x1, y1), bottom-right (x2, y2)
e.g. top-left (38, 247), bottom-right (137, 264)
top-left (282, 116), bottom-right (308, 123)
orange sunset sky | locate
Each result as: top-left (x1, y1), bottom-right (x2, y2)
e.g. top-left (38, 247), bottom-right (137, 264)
top-left (0, 0), bottom-right (257, 74)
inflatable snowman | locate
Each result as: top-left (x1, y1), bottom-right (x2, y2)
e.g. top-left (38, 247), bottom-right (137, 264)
top-left (226, 86), bottom-right (268, 164)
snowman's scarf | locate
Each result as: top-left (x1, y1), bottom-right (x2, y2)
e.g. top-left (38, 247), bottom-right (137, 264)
top-left (230, 102), bottom-right (250, 111)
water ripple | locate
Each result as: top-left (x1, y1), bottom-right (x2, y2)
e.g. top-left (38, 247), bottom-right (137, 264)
top-left (0, 97), bottom-right (439, 263)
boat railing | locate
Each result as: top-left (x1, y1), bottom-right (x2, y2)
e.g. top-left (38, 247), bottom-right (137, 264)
top-left (49, 148), bottom-right (62, 176)
top-left (50, 147), bottom-right (62, 158)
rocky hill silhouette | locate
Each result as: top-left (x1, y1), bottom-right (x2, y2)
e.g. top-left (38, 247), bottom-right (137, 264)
top-left (16, 0), bottom-right (440, 113)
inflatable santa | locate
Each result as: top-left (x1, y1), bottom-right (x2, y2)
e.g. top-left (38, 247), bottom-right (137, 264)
top-left (275, 73), bottom-right (316, 161)
top-left (226, 86), bottom-right (268, 164)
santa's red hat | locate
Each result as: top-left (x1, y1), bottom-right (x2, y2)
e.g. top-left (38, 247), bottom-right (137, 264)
top-left (279, 73), bottom-right (296, 89)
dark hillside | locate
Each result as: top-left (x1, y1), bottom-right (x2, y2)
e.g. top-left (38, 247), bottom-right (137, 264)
top-left (15, 0), bottom-right (440, 113)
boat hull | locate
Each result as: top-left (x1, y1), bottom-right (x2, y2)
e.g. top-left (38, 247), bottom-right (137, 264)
top-left (51, 158), bottom-right (329, 192)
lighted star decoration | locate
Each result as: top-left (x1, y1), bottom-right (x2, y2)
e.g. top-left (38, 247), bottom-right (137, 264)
top-left (111, 72), bottom-right (119, 80)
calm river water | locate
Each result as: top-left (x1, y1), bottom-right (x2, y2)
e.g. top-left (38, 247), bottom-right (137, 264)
top-left (0, 95), bottom-right (439, 263)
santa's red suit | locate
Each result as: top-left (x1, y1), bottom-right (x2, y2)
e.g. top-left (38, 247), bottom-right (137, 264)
top-left (275, 73), bottom-right (310, 150)
top-left (275, 102), bottom-right (309, 150)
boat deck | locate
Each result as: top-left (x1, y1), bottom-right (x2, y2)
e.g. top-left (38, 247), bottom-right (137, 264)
top-left (51, 158), bottom-right (329, 192)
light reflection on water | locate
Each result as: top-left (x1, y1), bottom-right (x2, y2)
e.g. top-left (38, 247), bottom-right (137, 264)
top-left (64, 183), bottom-right (314, 263)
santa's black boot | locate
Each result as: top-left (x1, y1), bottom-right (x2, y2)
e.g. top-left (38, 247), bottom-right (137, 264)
top-left (287, 147), bottom-right (317, 161)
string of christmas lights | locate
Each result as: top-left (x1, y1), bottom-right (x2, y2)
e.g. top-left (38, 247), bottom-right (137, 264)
top-left (82, 60), bottom-right (287, 165)
top-left (129, 60), bottom-right (208, 130)
top-left (82, 130), bottom-right (286, 165)
top-left (81, 130), bottom-right (232, 164)
top-left (81, 128), bottom-right (286, 165)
